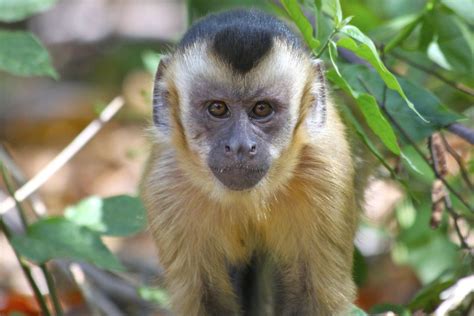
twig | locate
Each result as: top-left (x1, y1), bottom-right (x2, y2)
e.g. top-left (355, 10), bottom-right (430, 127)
top-left (1, 165), bottom-right (64, 315)
top-left (69, 263), bottom-right (124, 316)
top-left (0, 145), bottom-right (47, 217)
top-left (316, 29), bottom-right (337, 58)
top-left (0, 96), bottom-right (125, 215)
top-left (440, 133), bottom-right (473, 191)
top-left (78, 263), bottom-right (156, 309)
top-left (357, 77), bottom-right (473, 213)
top-left (428, 135), bottom-right (470, 249)
top-left (0, 218), bottom-right (51, 316)
top-left (390, 51), bottom-right (474, 97)
top-left (447, 123), bottom-right (474, 145)
top-left (41, 263), bottom-right (63, 316)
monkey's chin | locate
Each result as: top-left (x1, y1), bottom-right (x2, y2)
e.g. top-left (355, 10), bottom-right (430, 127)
top-left (209, 166), bottom-right (268, 191)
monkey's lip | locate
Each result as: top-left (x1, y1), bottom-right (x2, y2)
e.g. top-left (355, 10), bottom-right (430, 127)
top-left (210, 165), bottom-right (266, 173)
top-left (209, 164), bottom-right (269, 191)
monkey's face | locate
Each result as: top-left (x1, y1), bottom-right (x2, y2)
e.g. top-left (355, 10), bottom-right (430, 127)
top-left (170, 42), bottom-right (312, 191)
top-left (191, 90), bottom-right (288, 191)
top-left (183, 77), bottom-right (296, 191)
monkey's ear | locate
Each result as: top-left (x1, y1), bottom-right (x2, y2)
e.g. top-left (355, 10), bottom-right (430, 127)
top-left (153, 56), bottom-right (171, 136)
top-left (305, 59), bottom-right (327, 134)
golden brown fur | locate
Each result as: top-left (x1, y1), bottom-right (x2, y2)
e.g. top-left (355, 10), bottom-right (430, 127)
top-left (141, 39), bottom-right (358, 315)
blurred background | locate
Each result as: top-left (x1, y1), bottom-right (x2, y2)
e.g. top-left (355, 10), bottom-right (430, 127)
top-left (0, 0), bottom-right (472, 315)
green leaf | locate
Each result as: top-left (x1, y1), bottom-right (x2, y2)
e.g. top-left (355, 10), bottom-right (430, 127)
top-left (409, 278), bottom-right (456, 312)
top-left (353, 247), bottom-right (367, 287)
top-left (65, 195), bottom-right (146, 237)
top-left (427, 41), bottom-right (452, 70)
top-left (328, 40), bottom-right (341, 76)
top-left (384, 13), bottom-right (424, 53)
top-left (142, 50), bottom-right (162, 75)
top-left (337, 25), bottom-right (426, 121)
top-left (280, 0), bottom-right (320, 50)
top-left (338, 64), bottom-right (463, 143)
top-left (356, 94), bottom-right (400, 155)
top-left (387, 79), bottom-right (463, 141)
top-left (350, 305), bottom-right (367, 316)
top-left (396, 199), bottom-right (417, 229)
top-left (441, 0), bottom-right (474, 24)
top-left (326, 64), bottom-right (400, 155)
top-left (323, 0), bottom-right (343, 25)
top-left (401, 146), bottom-right (435, 182)
top-left (337, 100), bottom-right (399, 179)
top-left (394, 200), bottom-right (461, 284)
top-left (0, 30), bottom-right (57, 79)
top-left (314, 2), bottom-right (334, 44)
top-left (419, 13), bottom-right (435, 51)
top-left (0, 0), bottom-right (58, 22)
top-left (434, 12), bottom-right (474, 75)
top-left (370, 304), bottom-right (411, 316)
top-left (314, 0), bottom-right (322, 10)
top-left (139, 286), bottom-right (170, 307)
top-left (11, 217), bottom-right (124, 271)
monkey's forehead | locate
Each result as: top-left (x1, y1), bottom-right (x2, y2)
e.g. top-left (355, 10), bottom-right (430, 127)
top-left (168, 40), bottom-right (312, 97)
top-left (178, 9), bottom-right (304, 74)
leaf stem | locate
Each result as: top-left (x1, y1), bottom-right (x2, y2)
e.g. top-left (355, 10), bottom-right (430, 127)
top-left (316, 29), bottom-right (337, 58)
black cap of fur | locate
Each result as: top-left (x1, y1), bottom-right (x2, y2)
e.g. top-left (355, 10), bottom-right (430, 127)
top-left (178, 9), bottom-right (303, 74)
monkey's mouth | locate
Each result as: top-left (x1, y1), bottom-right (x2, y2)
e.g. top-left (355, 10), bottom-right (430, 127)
top-left (209, 164), bottom-right (269, 191)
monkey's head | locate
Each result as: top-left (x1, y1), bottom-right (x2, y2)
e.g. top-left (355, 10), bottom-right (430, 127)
top-left (152, 10), bottom-right (327, 195)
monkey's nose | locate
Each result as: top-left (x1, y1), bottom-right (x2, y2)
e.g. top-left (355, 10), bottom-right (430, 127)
top-left (224, 141), bottom-right (257, 158)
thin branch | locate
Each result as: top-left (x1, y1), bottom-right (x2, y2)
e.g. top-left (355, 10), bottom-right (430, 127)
top-left (316, 29), bottom-right (337, 58)
top-left (0, 96), bottom-right (125, 215)
top-left (69, 263), bottom-right (123, 316)
top-left (78, 263), bottom-right (156, 309)
top-left (447, 123), bottom-right (474, 145)
top-left (41, 263), bottom-right (63, 316)
top-left (440, 133), bottom-right (473, 191)
top-left (0, 219), bottom-right (51, 316)
top-left (390, 51), bottom-right (474, 97)
top-left (0, 145), bottom-right (47, 217)
top-left (1, 165), bottom-right (64, 315)
top-left (428, 136), bottom-right (470, 249)
top-left (357, 78), bottom-right (473, 213)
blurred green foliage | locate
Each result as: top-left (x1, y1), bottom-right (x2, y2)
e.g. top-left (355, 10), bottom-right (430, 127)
top-left (0, 0), bottom-right (58, 22)
top-left (273, 0), bottom-right (473, 314)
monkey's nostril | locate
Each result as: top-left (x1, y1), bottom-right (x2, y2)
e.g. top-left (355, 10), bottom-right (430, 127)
top-left (250, 145), bottom-right (256, 153)
top-left (225, 145), bottom-right (231, 153)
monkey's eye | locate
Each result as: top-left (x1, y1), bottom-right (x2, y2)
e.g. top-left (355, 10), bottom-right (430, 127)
top-left (251, 101), bottom-right (273, 119)
top-left (207, 101), bottom-right (229, 118)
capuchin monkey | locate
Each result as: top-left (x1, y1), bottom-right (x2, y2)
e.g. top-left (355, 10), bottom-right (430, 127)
top-left (141, 9), bottom-right (360, 316)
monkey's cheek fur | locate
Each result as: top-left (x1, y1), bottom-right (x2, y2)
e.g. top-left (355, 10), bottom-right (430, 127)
top-left (209, 165), bottom-right (270, 191)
